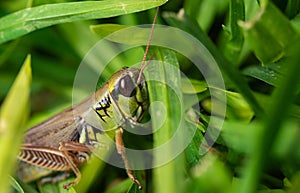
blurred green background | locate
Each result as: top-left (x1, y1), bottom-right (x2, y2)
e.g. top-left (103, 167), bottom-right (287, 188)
top-left (1, 0), bottom-right (300, 193)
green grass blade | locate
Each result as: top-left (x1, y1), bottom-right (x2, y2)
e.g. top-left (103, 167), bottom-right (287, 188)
top-left (145, 48), bottom-right (185, 193)
top-left (12, 177), bottom-right (39, 193)
top-left (242, 63), bottom-right (284, 86)
top-left (102, 179), bottom-right (132, 193)
top-left (90, 24), bottom-right (128, 39)
top-left (0, 55), bottom-right (31, 193)
top-left (223, 0), bottom-right (245, 65)
top-left (285, 0), bottom-right (300, 19)
top-left (10, 177), bottom-right (25, 193)
top-left (75, 156), bottom-right (106, 193)
top-left (0, 0), bottom-right (167, 44)
top-left (184, 0), bottom-right (229, 32)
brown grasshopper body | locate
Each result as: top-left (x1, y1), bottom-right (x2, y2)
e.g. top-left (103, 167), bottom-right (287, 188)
top-left (18, 67), bottom-right (149, 189)
top-left (18, 7), bottom-right (159, 190)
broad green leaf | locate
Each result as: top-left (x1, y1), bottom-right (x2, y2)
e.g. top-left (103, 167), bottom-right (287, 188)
top-left (242, 63), bottom-right (283, 86)
top-left (0, 0), bottom-right (167, 44)
top-left (0, 55), bottom-right (31, 193)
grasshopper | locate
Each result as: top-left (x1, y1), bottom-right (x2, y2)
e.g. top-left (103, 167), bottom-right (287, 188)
top-left (17, 7), bottom-right (159, 190)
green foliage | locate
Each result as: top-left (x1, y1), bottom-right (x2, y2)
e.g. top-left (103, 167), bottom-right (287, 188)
top-left (1, 0), bottom-right (300, 193)
top-left (145, 48), bottom-right (185, 193)
top-left (0, 56), bottom-right (31, 193)
top-left (0, 0), bottom-right (167, 44)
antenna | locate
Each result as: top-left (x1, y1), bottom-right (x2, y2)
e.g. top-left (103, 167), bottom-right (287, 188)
top-left (137, 7), bottom-right (159, 84)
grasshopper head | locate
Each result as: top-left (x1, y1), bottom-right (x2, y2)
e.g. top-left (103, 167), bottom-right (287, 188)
top-left (108, 67), bottom-right (148, 121)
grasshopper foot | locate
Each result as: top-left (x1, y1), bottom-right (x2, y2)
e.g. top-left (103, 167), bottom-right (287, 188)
top-left (63, 181), bottom-right (74, 189)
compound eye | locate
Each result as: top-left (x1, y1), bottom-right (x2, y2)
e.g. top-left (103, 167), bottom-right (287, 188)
top-left (118, 75), bottom-right (136, 97)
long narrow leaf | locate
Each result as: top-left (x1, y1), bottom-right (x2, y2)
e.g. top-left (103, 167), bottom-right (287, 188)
top-left (145, 48), bottom-right (185, 193)
top-left (0, 55), bottom-right (31, 193)
top-left (0, 0), bottom-right (167, 44)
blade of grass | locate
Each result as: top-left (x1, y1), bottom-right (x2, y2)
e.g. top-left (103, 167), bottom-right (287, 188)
top-left (0, 0), bottom-right (167, 44)
top-left (223, 0), bottom-right (245, 65)
top-left (11, 177), bottom-right (39, 193)
top-left (285, 0), bottom-right (300, 19)
top-left (0, 39), bottom-right (19, 67)
top-left (242, 63), bottom-right (284, 86)
top-left (145, 48), bottom-right (185, 193)
top-left (90, 24), bottom-right (128, 39)
top-left (74, 154), bottom-right (106, 193)
top-left (0, 55), bottom-right (31, 193)
top-left (104, 178), bottom-right (132, 193)
top-left (184, 0), bottom-right (229, 32)
top-left (10, 177), bottom-right (25, 193)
